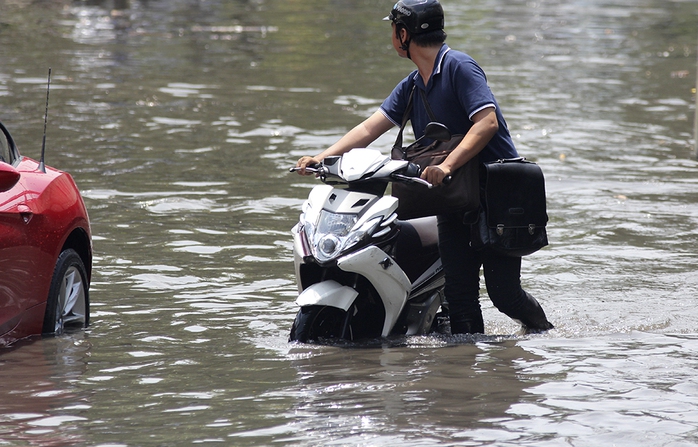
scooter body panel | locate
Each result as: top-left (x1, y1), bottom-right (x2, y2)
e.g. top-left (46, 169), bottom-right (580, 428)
top-left (336, 245), bottom-right (411, 336)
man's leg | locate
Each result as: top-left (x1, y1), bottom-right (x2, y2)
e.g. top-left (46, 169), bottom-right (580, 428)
top-left (438, 213), bottom-right (485, 334)
top-left (482, 250), bottom-right (553, 331)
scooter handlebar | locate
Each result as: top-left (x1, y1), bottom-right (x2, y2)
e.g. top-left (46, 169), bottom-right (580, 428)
top-left (288, 161), bottom-right (438, 188)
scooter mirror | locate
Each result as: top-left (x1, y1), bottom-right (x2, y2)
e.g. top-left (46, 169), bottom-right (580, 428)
top-left (423, 122), bottom-right (452, 142)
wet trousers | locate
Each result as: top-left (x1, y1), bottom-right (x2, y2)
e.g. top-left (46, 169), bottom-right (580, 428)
top-left (437, 212), bottom-right (554, 334)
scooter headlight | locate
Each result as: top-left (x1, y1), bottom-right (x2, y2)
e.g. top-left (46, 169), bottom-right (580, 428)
top-left (318, 234), bottom-right (341, 257)
top-left (305, 210), bottom-right (364, 262)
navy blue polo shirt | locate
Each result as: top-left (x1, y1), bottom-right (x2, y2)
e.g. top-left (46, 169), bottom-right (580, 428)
top-left (380, 44), bottom-right (518, 163)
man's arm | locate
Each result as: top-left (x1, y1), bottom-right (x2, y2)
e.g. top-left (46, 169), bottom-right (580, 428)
top-left (296, 110), bottom-right (395, 175)
top-left (420, 107), bottom-right (498, 185)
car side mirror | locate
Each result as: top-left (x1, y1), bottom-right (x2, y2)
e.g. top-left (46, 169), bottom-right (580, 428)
top-left (0, 163), bottom-right (20, 192)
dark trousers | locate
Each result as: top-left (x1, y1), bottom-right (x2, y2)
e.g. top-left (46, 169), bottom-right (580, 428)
top-left (437, 212), bottom-right (553, 334)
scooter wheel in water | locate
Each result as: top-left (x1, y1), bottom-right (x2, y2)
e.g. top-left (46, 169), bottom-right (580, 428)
top-left (289, 305), bottom-right (348, 343)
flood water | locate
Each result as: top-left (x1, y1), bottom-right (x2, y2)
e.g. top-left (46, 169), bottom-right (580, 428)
top-left (1, 0), bottom-right (698, 445)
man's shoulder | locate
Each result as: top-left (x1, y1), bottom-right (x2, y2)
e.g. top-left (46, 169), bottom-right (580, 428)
top-left (440, 48), bottom-right (486, 80)
top-left (442, 47), bottom-right (477, 66)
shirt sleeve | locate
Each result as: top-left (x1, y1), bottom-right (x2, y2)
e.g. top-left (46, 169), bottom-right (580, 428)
top-left (452, 58), bottom-right (497, 120)
top-left (379, 72), bottom-right (417, 127)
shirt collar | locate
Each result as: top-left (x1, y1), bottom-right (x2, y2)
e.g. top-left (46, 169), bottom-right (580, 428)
top-left (411, 44), bottom-right (451, 89)
top-left (433, 44), bottom-right (450, 77)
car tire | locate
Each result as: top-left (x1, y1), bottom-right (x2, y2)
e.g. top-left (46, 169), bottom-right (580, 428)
top-left (42, 248), bottom-right (90, 335)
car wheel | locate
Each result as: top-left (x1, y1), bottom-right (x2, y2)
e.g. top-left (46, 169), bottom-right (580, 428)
top-left (42, 248), bottom-right (90, 335)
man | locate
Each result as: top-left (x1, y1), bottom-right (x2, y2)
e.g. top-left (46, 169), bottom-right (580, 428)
top-left (296, 0), bottom-right (553, 335)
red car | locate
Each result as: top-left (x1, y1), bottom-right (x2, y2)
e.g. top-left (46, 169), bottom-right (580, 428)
top-left (0, 120), bottom-right (92, 347)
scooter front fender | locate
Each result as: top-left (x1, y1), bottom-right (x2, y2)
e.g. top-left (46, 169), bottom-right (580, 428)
top-left (295, 280), bottom-right (358, 312)
top-left (337, 245), bottom-right (411, 336)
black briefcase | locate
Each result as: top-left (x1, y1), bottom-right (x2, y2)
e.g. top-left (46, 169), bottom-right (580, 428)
top-left (471, 158), bottom-right (549, 257)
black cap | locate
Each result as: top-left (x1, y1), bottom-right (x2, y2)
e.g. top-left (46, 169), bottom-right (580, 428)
top-left (384, 0), bottom-right (444, 35)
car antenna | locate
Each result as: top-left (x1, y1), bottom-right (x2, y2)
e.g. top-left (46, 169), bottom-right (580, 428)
top-left (38, 67), bottom-right (51, 174)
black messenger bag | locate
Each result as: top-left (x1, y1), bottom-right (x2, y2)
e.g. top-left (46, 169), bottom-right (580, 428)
top-left (471, 158), bottom-right (549, 257)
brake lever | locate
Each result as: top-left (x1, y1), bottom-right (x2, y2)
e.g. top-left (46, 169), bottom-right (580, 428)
top-left (391, 173), bottom-right (433, 189)
top-left (289, 165), bottom-right (321, 174)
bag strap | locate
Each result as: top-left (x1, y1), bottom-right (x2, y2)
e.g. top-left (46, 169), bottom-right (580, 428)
top-left (392, 84), bottom-right (416, 159)
top-left (392, 83), bottom-right (443, 159)
top-left (418, 88), bottom-right (437, 122)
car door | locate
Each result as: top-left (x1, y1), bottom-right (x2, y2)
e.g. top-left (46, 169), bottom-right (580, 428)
top-left (0, 128), bottom-right (33, 334)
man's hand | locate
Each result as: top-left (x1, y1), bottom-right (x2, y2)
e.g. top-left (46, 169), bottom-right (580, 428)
top-left (295, 156), bottom-right (321, 175)
top-left (420, 164), bottom-right (451, 186)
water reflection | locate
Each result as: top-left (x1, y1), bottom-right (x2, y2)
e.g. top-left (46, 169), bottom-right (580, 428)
top-left (510, 333), bottom-right (698, 446)
top-left (219, 339), bottom-right (545, 445)
top-left (0, 334), bottom-right (91, 446)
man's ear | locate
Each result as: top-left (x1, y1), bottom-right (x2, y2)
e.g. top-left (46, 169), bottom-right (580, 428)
top-left (397, 27), bottom-right (411, 51)
top-left (399, 27), bottom-right (409, 42)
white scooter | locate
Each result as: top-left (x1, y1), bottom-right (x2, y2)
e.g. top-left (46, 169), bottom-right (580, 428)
top-left (289, 125), bottom-right (451, 343)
